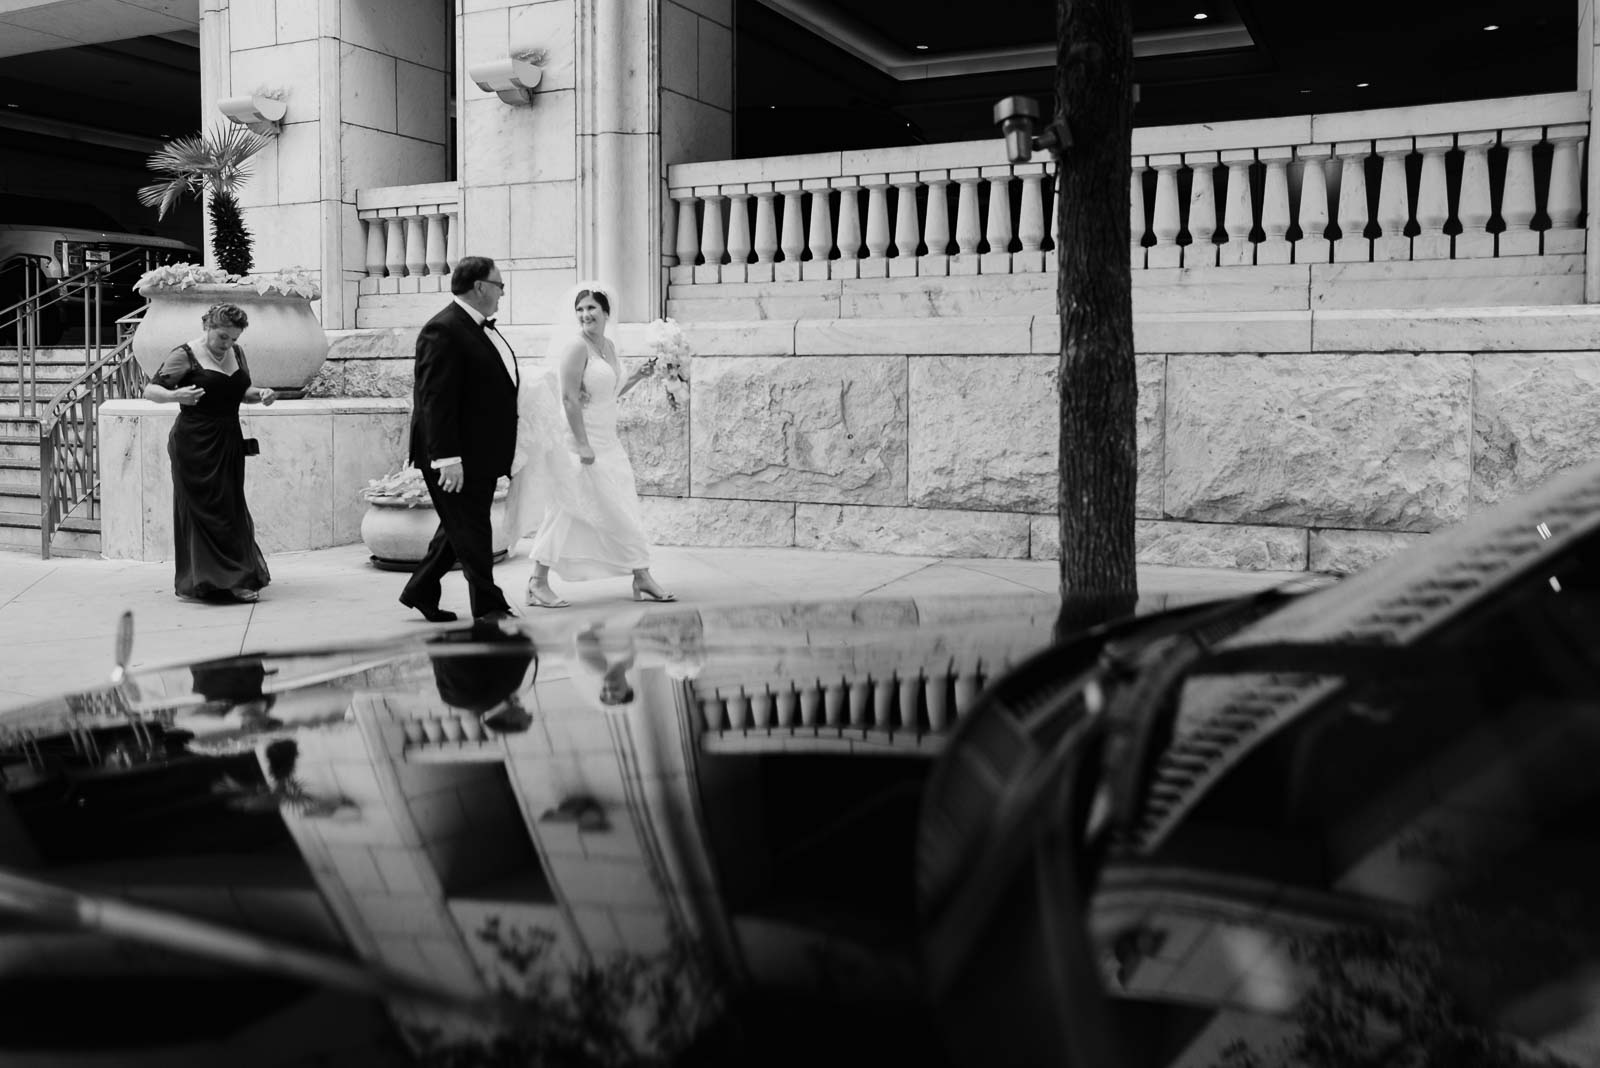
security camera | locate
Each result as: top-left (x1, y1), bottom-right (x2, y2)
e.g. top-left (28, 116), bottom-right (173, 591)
top-left (993, 95), bottom-right (1071, 164)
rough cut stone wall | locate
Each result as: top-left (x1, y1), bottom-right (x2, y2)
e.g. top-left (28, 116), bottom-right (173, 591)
top-left (307, 306), bottom-right (1600, 574)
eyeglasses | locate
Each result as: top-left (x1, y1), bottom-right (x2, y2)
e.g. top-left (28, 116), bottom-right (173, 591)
top-left (480, 278), bottom-right (505, 291)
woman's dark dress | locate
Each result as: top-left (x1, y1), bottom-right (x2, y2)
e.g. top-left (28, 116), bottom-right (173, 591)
top-left (152, 343), bottom-right (271, 599)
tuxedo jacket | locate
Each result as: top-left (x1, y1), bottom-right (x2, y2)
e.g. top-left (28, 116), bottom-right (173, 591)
top-left (408, 301), bottom-right (519, 479)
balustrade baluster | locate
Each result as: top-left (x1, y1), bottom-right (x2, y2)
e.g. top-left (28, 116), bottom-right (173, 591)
top-left (804, 182), bottom-right (834, 281)
top-left (848, 679), bottom-right (870, 729)
top-left (981, 166), bottom-right (1015, 275)
top-left (1129, 155), bottom-right (1148, 268)
top-left (382, 218), bottom-right (405, 290)
top-left (1256, 146), bottom-right (1293, 265)
top-left (1184, 151), bottom-right (1218, 268)
top-left (952, 170), bottom-right (982, 275)
top-left (898, 675), bottom-right (920, 732)
top-left (921, 173), bottom-right (952, 276)
top-left (1295, 145), bottom-right (1332, 264)
top-left (750, 687), bottom-right (772, 729)
top-left (1333, 141), bottom-right (1372, 263)
top-left (862, 178), bottom-right (892, 278)
top-left (823, 678), bottom-right (845, 728)
top-left (1412, 135), bottom-right (1452, 261)
top-left (751, 185), bottom-right (778, 283)
top-left (874, 678), bottom-right (896, 730)
top-left (725, 689), bottom-right (749, 730)
top-left (1500, 126), bottom-right (1542, 256)
top-left (700, 694), bottom-right (725, 732)
top-left (403, 216), bottom-right (425, 279)
top-left (1545, 123), bottom-right (1587, 254)
top-left (671, 190), bottom-right (700, 284)
top-left (832, 180), bottom-right (862, 280)
top-left (953, 663), bottom-right (981, 718)
top-left (775, 684), bottom-right (797, 728)
top-left (1454, 132), bottom-right (1495, 258)
top-left (425, 213), bottom-right (448, 276)
top-left (891, 172), bottom-right (921, 277)
top-left (798, 681), bottom-right (820, 727)
top-left (1147, 154), bottom-right (1182, 268)
top-left (363, 218), bottom-right (386, 278)
top-left (777, 184), bottom-right (806, 282)
top-left (724, 190), bottom-right (752, 282)
top-left (1217, 150), bottom-right (1254, 266)
top-left (1015, 166), bottom-right (1047, 273)
top-left (696, 189), bottom-right (727, 284)
top-left (1373, 138), bottom-right (1413, 262)
top-left (445, 209), bottom-right (460, 272)
top-left (924, 670), bottom-right (949, 732)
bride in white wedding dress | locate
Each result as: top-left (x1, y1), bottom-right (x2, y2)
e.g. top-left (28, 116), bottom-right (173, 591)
top-left (501, 282), bottom-right (676, 608)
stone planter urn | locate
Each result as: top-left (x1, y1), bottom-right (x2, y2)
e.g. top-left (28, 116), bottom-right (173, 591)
top-left (132, 281), bottom-right (328, 397)
top-left (360, 484), bottom-right (513, 571)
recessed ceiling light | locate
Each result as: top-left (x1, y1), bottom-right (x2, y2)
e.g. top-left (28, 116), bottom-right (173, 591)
top-left (769, 105), bottom-right (776, 109)
top-left (1356, 82), bottom-right (1370, 88)
top-left (1484, 24), bottom-right (1500, 30)
top-left (915, 43), bottom-right (929, 50)
top-left (5, 103), bottom-right (17, 108)
top-left (1193, 11), bottom-right (1208, 19)
top-left (1299, 88), bottom-right (1312, 93)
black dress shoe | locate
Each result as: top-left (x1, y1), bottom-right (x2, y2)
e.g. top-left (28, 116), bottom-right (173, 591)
top-left (399, 595), bottom-right (457, 623)
top-left (474, 608), bottom-right (519, 624)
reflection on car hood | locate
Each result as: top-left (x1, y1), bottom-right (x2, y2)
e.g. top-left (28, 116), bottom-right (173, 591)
top-left (0, 588), bottom-right (1275, 1063)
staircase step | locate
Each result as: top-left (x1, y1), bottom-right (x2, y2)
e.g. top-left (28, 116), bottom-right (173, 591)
top-left (0, 435), bottom-right (39, 461)
top-left (0, 511), bottom-right (100, 556)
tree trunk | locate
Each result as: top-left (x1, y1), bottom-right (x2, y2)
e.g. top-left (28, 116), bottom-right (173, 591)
top-left (1055, 0), bottom-right (1138, 635)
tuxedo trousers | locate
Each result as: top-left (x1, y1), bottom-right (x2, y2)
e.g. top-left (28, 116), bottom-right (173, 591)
top-left (401, 465), bottom-right (510, 618)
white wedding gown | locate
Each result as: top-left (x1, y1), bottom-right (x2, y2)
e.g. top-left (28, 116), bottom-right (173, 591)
top-left (502, 346), bottom-right (653, 580)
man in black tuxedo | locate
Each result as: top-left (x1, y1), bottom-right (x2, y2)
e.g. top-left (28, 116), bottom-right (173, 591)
top-left (399, 256), bottom-right (519, 623)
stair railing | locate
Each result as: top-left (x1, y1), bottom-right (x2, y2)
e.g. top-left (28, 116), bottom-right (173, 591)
top-left (36, 310), bottom-right (148, 558)
top-left (2, 249), bottom-right (159, 418)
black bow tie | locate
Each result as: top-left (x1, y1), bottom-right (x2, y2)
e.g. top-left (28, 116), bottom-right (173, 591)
top-left (482, 318), bottom-right (497, 330)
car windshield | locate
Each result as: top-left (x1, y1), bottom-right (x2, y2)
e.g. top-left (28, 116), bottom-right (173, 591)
top-left (1092, 529), bottom-right (1600, 1067)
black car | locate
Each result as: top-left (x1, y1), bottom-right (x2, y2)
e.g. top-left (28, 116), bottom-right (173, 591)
top-left (2, 461), bottom-right (1598, 1066)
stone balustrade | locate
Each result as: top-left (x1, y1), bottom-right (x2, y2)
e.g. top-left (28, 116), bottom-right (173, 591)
top-left (666, 91), bottom-right (1588, 284)
top-left (355, 181), bottom-right (461, 293)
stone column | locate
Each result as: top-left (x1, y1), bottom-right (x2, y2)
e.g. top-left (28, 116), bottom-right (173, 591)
top-left (202, 0), bottom-right (452, 330)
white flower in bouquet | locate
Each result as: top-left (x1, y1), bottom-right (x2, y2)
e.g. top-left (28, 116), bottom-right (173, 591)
top-left (644, 317), bottom-right (692, 411)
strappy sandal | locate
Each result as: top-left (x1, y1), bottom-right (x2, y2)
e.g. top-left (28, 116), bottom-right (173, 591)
top-left (525, 580), bottom-right (570, 609)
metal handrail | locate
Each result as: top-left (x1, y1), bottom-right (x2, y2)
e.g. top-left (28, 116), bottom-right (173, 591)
top-left (35, 312), bottom-right (148, 557)
top-left (3, 248), bottom-right (162, 418)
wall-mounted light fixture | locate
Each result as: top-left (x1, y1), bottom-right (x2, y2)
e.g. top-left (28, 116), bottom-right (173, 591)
top-left (993, 95), bottom-right (1071, 165)
top-left (219, 94), bottom-right (287, 136)
top-left (469, 56), bottom-right (543, 107)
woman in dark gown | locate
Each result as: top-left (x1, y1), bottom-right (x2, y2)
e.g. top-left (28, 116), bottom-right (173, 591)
top-left (142, 302), bottom-right (276, 602)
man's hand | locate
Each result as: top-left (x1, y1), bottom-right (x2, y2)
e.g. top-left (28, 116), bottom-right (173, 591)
top-left (438, 460), bottom-right (465, 492)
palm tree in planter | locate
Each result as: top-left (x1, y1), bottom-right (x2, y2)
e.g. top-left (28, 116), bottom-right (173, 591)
top-left (138, 124), bottom-right (272, 275)
top-left (131, 124), bottom-right (331, 395)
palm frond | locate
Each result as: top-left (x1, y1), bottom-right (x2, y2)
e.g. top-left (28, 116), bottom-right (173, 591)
top-left (143, 124), bottom-right (272, 196)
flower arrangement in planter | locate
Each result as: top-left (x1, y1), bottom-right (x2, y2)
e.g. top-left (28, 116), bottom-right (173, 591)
top-left (359, 467), bottom-right (513, 570)
top-left (134, 263), bottom-right (322, 300)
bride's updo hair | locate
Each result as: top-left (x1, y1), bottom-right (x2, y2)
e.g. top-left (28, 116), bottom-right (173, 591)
top-left (565, 279), bottom-right (614, 319)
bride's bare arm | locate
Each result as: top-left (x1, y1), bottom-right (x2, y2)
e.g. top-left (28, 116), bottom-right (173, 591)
top-left (557, 340), bottom-right (595, 463)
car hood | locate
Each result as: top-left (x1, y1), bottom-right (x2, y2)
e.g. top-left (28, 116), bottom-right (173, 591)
top-left (0, 587), bottom-right (1303, 1062)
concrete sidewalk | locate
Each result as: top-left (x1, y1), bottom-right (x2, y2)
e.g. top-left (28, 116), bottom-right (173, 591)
top-left (0, 542), bottom-right (1313, 712)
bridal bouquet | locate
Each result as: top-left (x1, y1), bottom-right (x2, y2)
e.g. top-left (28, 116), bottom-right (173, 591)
top-left (644, 317), bottom-right (692, 411)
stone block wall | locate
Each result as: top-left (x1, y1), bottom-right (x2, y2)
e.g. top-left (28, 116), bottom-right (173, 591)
top-left (229, 304), bottom-right (1600, 574)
